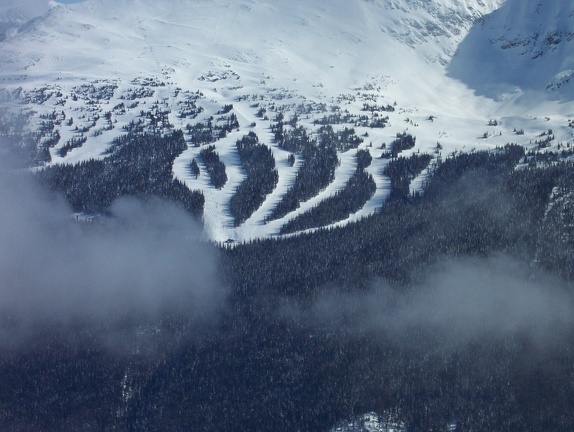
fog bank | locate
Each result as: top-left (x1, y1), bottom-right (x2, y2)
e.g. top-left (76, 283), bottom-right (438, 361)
top-left (0, 168), bottom-right (224, 348)
top-left (283, 255), bottom-right (574, 349)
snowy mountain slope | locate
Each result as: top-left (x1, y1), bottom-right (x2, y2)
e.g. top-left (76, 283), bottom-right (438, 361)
top-left (0, 0), bottom-right (503, 93)
top-left (449, 0), bottom-right (574, 101)
top-left (0, 0), bottom-right (55, 24)
top-left (2, 0), bottom-right (574, 243)
top-left (0, 0), bottom-right (55, 41)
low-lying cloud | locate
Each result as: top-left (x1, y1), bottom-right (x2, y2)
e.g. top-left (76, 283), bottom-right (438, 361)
top-left (283, 255), bottom-right (574, 349)
top-left (0, 166), bottom-right (224, 349)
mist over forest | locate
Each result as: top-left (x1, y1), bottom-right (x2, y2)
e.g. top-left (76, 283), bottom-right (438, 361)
top-left (0, 159), bottom-right (223, 352)
top-left (3, 0), bottom-right (574, 430)
top-left (2, 133), bottom-right (574, 431)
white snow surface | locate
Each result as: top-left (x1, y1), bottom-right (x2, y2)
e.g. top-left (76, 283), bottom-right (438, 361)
top-left (0, 0), bottom-right (54, 23)
top-left (2, 0), bottom-right (574, 243)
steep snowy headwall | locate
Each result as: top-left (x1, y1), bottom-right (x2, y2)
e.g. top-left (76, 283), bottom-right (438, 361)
top-left (448, 0), bottom-right (574, 100)
top-left (0, 0), bottom-right (503, 80)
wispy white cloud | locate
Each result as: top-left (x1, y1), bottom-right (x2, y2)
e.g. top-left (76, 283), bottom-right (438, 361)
top-left (281, 255), bottom-right (574, 350)
top-left (0, 156), bottom-right (225, 350)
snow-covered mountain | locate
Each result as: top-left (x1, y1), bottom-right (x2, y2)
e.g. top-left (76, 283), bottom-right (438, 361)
top-left (0, 0), bottom-right (503, 93)
top-left (5, 4), bottom-right (574, 431)
top-left (1, 0), bottom-right (574, 243)
top-left (449, 0), bottom-right (574, 101)
top-left (0, 0), bottom-right (61, 41)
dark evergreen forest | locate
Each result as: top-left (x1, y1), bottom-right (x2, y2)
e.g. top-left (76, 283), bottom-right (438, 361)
top-left (200, 145), bottom-right (228, 189)
top-left (3, 141), bottom-right (574, 432)
top-left (36, 131), bottom-right (204, 217)
top-left (230, 132), bottom-right (278, 226)
top-left (268, 125), bottom-right (340, 221)
top-left (280, 165), bottom-right (376, 234)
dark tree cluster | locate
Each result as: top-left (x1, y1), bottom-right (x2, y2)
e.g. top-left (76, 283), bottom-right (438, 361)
top-left (217, 104), bottom-right (233, 115)
top-left (356, 148), bottom-right (372, 170)
top-left (313, 111), bottom-right (355, 125)
top-left (123, 119), bottom-right (146, 134)
top-left (186, 122), bottom-right (214, 145)
top-left (277, 125), bottom-right (312, 153)
top-left (362, 103), bottom-right (395, 113)
top-left (270, 113), bottom-right (284, 143)
top-left (144, 107), bottom-right (172, 132)
top-left (525, 164), bottom-right (574, 279)
top-left (267, 136), bottom-right (339, 221)
top-left (19, 86), bottom-right (56, 105)
top-left (36, 144), bottom-right (53, 164)
top-left (176, 98), bottom-right (203, 119)
top-left (229, 132), bottom-right (278, 226)
top-left (33, 129), bottom-right (61, 163)
top-left (280, 167), bottom-right (376, 234)
top-left (215, 113), bottom-right (240, 135)
top-left (384, 153), bottom-right (432, 202)
top-left (186, 113), bottom-right (240, 146)
top-left (189, 158), bottom-right (200, 179)
top-left (120, 86), bottom-right (155, 100)
top-left (524, 148), bottom-right (574, 166)
top-left (36, 131), bottom-right (204, 217)
top-left (383, 132), bottom-right (416, 158)
top-left (199, 145), bottom-right (227, 189)
top-left (58, 134), bottom-right (88, 157)
top-left (72, 82), bottom-right (118, 101)
top-left (368, 115), bottom-right (390, 128)
top-left (423, 144), bottom-right (525, 200)
top-left (272, 114), bottom-right (363, 153)
top-left (317, 125), bottom-right (363, 151)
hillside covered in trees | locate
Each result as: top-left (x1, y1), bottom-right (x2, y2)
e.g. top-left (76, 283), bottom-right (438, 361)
top-left (3, 144), bottom-right (574, 431)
